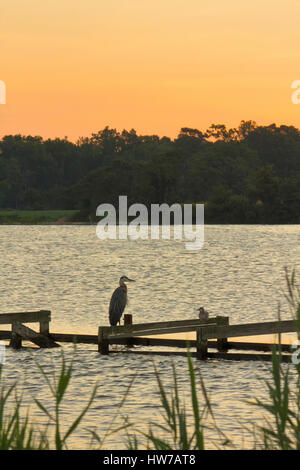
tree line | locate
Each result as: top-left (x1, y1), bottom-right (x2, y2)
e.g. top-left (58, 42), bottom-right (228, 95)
top-left (0, 120), bottom-right (299, 223)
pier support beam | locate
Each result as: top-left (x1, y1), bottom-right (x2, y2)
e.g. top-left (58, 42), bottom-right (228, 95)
top-left (98, 327), bottom-right (109, 355)
top-left (10, 322), bottom-right (60, 348)
top-left (216, 316), bottom-right (229, 352)
top-left (124, 314), bottom-right (134, 347)
top-left (196, 328), bottom-right (207, 360)
top-left (9, 324), bottom-right (22, 349)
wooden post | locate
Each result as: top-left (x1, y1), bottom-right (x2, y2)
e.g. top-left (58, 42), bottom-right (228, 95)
top-left (124, 314), bottom-right (132, 326)
top-left (124, 314), bottom-right (133, 347)
top-left (216, 316), bottom-right (229, 352)
top-left (39, 310), bottom-right (51, 336)
top-left (98, 327), bottom-right (109, 355)
top-left (40, 320), bottom-right (49, 336)
top-left (9, 323), bottom-right (22, 349)
top-left (196, 327), bottom-right (207, 360)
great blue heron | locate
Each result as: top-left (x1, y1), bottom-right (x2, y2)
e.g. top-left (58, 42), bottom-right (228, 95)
top-left (198, 306), bottom-right (209, 322)
top-left (109, 276), bottom-right (135, 326)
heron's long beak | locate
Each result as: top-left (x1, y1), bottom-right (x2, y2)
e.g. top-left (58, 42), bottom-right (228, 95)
top-left (128, 278), bottom-right (135, 282)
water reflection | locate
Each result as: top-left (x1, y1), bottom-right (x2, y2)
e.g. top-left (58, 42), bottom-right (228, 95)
top-left (0, 225), bottom-right (299, 448)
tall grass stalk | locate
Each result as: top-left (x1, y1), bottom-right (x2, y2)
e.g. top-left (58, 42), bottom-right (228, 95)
top-left (125, 352), bottom-right (231, 450)
top-left (0, 348), bottom-right (102, 449)
top-left (0, 365), bottom-right (48, 449)
top-left (0, 347), bottom-right (133, 450)
top-left (250, 268), bottom-right (300, 449)
top-left (33, 349), bottom-right (100, 449)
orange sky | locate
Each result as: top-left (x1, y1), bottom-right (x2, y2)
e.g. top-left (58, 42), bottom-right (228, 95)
top-left (1, 0), bottom-right (300, 141)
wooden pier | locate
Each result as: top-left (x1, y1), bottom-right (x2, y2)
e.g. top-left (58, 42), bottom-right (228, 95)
top-left (0, 311), bottom-right (298, 362)
top-left (97, 314), bottom-right (298, 362)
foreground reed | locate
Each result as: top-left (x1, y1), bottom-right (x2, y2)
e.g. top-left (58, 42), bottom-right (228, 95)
top-left (124, 352), bottom-right (231, 450)
top-left (0, 350), bottom-right (99, 449)
top-left (249, 267), bottom-right (300, 449)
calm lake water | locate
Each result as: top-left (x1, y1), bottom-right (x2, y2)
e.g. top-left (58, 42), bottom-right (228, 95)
top-left (0, 225), bottom-right (300, 449)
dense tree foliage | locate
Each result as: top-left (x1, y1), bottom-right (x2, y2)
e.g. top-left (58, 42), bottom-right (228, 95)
top-left (0, 121), bottom-right (299, 223)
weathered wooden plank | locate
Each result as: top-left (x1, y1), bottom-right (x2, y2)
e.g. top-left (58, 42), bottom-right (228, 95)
top-left (114, 325), bottom-right (213, 338)
top-left (0, 330), bottom-right (293, 352)
top-left (0, 331), bottom-right (11, 341)
top-left (50, 333), bottom-right (98, 344)
top-left (0, 310), bottom-right (51, 325)
top-left (106, 323), bottom-right (219, 339)
top-left (100, 317), bottom-right (219, 337)
top-left (11, 322), bottom-right (60, 348)
top-left (201, 320), bottom-right (297, 340)
top-left (112, 336), bottom-right (195, 347)
top-left (109, 350), bottom-right (292, 363)
top-left (108, 337), bottom-right (293, 353)
top-left (225, 341), bottom-right (292, 353)
top-left (206, 352), bottom-right (292, 363)
top-left (1, 330), bottom-right (100, 344)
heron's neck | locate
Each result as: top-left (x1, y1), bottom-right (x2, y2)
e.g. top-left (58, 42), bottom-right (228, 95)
top-left (119, 280), bottom-right (127, 290)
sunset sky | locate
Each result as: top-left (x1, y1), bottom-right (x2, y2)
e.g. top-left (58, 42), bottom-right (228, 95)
top-left (1, 0), bottom-right (300, 141)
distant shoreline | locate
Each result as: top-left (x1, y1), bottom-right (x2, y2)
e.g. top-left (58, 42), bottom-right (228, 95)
top-left (0, 210), bottom-right (299, 226)
top-left (1, 222), bottom-right (300, 226)
top-left (0, 209), bottom-right (81, 225)
top-left (0, 222), bottom-right (90, 225)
